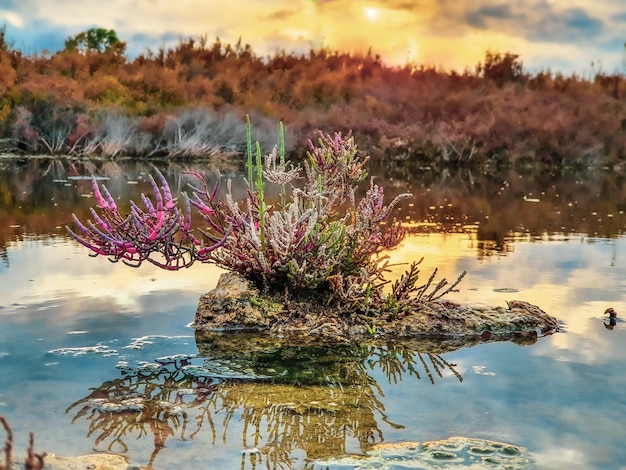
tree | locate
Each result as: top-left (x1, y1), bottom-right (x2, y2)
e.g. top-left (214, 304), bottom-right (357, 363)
top-left (0, 25), bottom-right (9, 52)
top-left (64, 28), bottom-right (126, 55)
top-left (477, 50), bottom-right (523, 86)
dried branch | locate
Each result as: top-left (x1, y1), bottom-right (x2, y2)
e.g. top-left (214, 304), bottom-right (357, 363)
top-left (426, 270), bottom-right (467, 302)
top-left (1, 416), bottom-right (12, 470)
top-left (0, 417), bottom-right (46, 470)
top-left (24, 432), bottom-right (46, 470)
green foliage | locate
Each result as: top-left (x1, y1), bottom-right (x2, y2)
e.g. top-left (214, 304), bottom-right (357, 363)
top-left (64, 28), bottom-right (126, 55)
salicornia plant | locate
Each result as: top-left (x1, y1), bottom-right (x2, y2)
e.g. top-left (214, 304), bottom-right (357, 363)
top-left (68, 119), bottom-right (465, 307)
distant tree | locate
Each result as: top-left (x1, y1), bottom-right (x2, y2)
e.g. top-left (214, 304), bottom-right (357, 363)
top-left (0, 24), bottom-right (12, 52)
top-left (477, 50), bottom-right (523, 86)
top-left (64, 28), bottom-right (126, 55)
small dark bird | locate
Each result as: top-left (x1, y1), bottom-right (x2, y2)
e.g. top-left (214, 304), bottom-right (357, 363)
top-left (604, 308), bottom-right (617, 318)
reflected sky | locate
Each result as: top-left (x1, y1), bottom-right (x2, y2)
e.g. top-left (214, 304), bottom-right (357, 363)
top-left (0, 236), bottom-right (224, 313)
top-left (0, 232), bottom-right (625, 468)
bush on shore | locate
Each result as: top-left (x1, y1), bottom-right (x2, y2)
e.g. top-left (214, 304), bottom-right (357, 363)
top-left (1, 28), bottom-right (625, 166)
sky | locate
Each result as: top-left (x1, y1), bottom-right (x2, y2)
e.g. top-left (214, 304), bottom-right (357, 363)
top-left (1, 0), bottom-right (625, 75)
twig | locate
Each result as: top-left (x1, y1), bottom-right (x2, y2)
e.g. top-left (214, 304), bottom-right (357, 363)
top-left (427, 270), bottom-right (467, 302)
top-left (24, 432), bottom-right (46, 470)
top-left (1, 416), bottom-right (12, 470)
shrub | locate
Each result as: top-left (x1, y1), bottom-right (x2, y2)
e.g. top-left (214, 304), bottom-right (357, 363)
top-left (477, 50), bottom-right (524, 86)
top-left (67, 121), bottom-right (465, 316)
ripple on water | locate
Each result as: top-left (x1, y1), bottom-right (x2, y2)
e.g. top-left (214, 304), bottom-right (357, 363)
top-left (125, 335), bottom-right (194, 350)
top-left (181, 360), bottom-right (271, 380)
top-left (47, 344), bottom-right (118, 357)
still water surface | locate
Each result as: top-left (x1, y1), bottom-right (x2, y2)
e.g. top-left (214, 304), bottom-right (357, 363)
top-left (0, 157), bottom-right (625, 469)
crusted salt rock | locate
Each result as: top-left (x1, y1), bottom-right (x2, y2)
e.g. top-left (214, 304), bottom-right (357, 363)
top-left (314, 436), bottom-right (534, 469)
top-left (194, 273), bottom-right (559, 344)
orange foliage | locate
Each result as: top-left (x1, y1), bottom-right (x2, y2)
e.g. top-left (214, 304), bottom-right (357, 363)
top-left (0, 38), bottom-right (624, 165)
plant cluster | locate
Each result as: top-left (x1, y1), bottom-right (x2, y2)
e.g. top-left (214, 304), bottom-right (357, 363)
top-left (68, 123), bottom-right (465, 314)
top-left (9, 105), bottom-right (278, 159)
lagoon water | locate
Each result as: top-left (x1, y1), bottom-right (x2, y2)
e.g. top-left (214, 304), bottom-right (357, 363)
top-left (1, 157), bottom-right (625, 469)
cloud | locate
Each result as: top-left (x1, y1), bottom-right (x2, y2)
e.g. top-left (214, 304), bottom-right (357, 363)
top-left (0, 10), bottom-right (23, 28)
top-left (533, 7), bottom-right (604, 43)
top-left (125, 31), bottom-right (187, 56)
top-left (262, 31), bottom-right (318, 56)
top-left (467, 4), bottom-right (519, 29)
top-left (4, 20), bottom-right (70, 53)
top-left (412, 1), bottom-right (607, 48)
top-left (264, 8), bottom-right (298, 21)
top-left (0, 0), bottom-right (623, 74)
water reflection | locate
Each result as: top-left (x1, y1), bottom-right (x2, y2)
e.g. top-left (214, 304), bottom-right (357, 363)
top-left (2, 156), bottom-right (626, 469)
top-left (1, 157), bottom-right (625, 259)
top-left (67, 334), bottom-right (472, 468)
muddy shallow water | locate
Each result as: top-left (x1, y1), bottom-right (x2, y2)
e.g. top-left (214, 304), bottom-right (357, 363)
top-left (1, 157), bottom-right (625, 469)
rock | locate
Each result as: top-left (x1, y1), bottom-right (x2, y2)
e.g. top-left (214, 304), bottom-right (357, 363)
top-left (193, 272), bottom-right (283, 331)
top-left (194, 273), bottom-right (559, 344)
top-left (12, 453), bottom-right (141, 470)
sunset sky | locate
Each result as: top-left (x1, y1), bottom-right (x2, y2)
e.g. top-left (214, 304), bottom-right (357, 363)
top-left (1, 0), bottom-right (625, 75)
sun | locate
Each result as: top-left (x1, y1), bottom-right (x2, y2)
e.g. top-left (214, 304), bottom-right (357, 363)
top-left (363, 6), bottom-right (379, 21)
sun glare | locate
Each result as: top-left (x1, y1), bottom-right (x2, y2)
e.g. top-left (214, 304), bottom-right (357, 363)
top-left (363, 6), bottom-right (379, 21)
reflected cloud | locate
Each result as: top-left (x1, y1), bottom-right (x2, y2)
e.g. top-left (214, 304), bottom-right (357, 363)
top-left (0, 237), bottom-right (223, 313)
top-left (384, 232), bottom-right (626, 367)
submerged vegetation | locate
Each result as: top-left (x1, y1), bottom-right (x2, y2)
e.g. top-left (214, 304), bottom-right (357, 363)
top-left (0, 26), bottom-right (625, 166)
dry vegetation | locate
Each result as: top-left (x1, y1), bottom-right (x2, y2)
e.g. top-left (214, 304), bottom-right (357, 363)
top-left (1, 416), bottom-right (46, 470)
top-left (0, 27), bottom-right (625, 166)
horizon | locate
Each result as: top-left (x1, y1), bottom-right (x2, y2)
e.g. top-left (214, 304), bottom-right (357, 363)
top-left (1, 0), bottom-right (625, 75)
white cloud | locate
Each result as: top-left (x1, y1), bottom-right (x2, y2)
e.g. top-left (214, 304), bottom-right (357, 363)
top-left (0, 10), bottom-right (24, 28)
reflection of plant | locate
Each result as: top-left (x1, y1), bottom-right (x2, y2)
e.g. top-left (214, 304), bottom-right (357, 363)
top-left (67, 355), bottom-right (202, 467)
top-left (68, 340), bottom-right (463, 469)
top-left (366, 343), bottom-right (463, 385)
